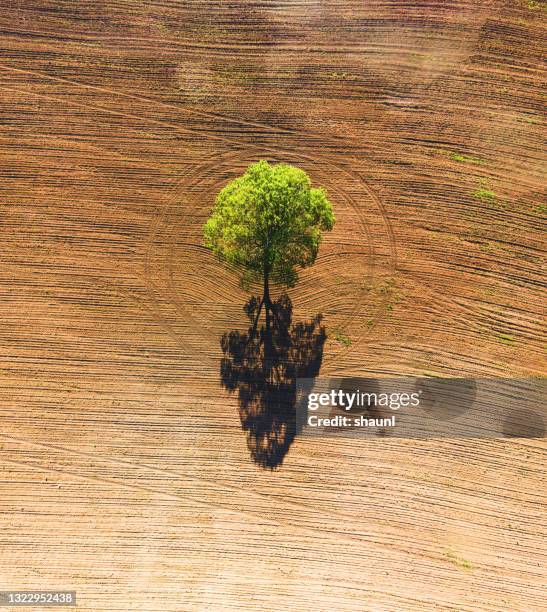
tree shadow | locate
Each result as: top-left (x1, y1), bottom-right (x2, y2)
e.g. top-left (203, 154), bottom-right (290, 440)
top-left (220, 293), bottom-right (326, 469)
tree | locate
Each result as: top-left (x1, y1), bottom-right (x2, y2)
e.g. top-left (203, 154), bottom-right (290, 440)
top-left (203, 160), bottom-right (335, 312)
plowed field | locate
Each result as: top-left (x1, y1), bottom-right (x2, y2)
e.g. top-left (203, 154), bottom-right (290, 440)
top-left (1, 1), bottom-right (545, 610)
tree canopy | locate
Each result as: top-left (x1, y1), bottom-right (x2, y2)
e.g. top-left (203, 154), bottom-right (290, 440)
top-left (203, 160), bottom-right (335, 293)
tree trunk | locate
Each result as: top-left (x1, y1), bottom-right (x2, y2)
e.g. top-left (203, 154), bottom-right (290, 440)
top-left (263, 260), bottom-right (271, 309)
top-left (263, 259), bottom-right (272, 379)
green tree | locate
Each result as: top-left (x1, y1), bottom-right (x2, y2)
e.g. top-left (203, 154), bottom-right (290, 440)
top-left (203, 160), bottom-right (335, 311)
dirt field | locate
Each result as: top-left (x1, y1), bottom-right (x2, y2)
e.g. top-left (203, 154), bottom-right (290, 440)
top-left (0, 1), bottom-right (545, 610)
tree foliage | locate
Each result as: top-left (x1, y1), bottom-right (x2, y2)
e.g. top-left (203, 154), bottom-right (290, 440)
top-left (203, 160), bottom-right (335, 290)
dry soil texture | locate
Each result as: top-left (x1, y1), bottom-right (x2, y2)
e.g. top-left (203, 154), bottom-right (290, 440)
top-left (0, 1), bottom-right (546, 611)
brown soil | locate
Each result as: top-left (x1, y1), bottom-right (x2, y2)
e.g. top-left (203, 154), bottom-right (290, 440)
top-left (0, 1), bottom-right (545, 610)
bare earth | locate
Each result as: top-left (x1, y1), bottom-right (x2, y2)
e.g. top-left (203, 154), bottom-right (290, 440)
top-left (0, 1), bottom-right (545, 610)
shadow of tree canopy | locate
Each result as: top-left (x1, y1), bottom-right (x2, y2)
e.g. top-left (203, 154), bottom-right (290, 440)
top-left (220, 294), bottom-right (326, 469)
